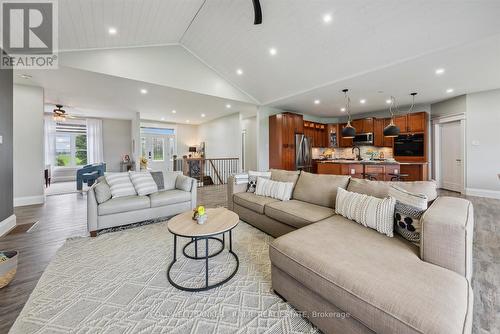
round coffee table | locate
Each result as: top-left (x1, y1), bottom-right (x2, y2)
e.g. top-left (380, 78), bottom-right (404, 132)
top-left (167, 208), bottom-right (239, 292)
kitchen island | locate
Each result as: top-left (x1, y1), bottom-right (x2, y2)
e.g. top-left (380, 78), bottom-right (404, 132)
top-left (316, 160), bottom-right (429, 181)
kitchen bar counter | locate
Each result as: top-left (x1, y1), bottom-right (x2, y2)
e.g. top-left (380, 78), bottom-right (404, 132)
top-left (315, 159), bottom-right (429, 181)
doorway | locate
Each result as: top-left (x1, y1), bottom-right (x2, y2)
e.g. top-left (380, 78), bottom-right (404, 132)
top-left (140, 127), bottom-right (175, 171)
top-left (433, 115), bottom-right (466, 193)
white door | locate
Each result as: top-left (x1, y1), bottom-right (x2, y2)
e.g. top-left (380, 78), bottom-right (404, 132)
top-left (141, 133), bottom-right (175, 172)
top-left (440, 121), bottom-right (464, 192)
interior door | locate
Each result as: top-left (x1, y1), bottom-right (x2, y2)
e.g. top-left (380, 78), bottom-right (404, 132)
top-left (141, 133), bottom-right (175, 172)
top-left (440, 121), bottom-right (463, 192)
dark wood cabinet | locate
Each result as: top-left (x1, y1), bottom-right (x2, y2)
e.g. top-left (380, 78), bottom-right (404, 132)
top-left (373, 118), bottom-right (393, 147)
top-left (269, 113), bottom-right (303, 171)
top-left (400, 164), bottom-right (429, 181)
top-left (326, 123), bottom-right (339, 147)
top-left (393, 112), bottom-right (427, 134)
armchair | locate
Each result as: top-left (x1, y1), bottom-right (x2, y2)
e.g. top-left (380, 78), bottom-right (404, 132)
top-left (76, 163), bottom-right (106, 190)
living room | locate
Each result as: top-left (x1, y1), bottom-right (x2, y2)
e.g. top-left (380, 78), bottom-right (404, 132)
top-left (1, 1), bottom-right (499, 333)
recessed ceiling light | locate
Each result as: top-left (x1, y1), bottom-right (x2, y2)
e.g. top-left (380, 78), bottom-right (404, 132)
top-left (360, 99), bottom-right (366, 104)
top-left (435, 68), bottom-right (445, 75)
top-left (446, 88), bottom-right (454, 93)
top-left (140, 88), bottom-right (148, 94)
top-left (108, 27), bottom-right (117, 35)
top-left (386, 99), bottom-right (392, 104)
top-left (186, 120), bottom-right (190, 123)
top-left (323, 13), bottom-right (333, 24)
top-left (314, 99), bottom-right (320, 105)
top-left (269, 48), bottom-right (277, 56)
top-left (201, 113), bottom-right (206, 118)
top-left (172, 109), bottom-right (176, 114)
top-left (236, 68), bottom-right (243, 75)
top-left (161, 117), bottom-right (165, 121)
top-left (226, 104), bottom-right (232, 109)
top-left (340, 107), bottom-right (346, 112)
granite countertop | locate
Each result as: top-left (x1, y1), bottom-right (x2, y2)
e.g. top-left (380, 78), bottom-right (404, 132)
top-left (317, 159), bottom-right (428, 165)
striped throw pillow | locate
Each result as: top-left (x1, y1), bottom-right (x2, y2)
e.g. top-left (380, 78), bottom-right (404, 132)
top-left (255, 177), bottom-right (294, 201)
top-left (129, 172), bottom-right (159, 196)
top-left (335, 187), bottom-right (396, 237)
top-left (105, 173), bottom-right (137, 198)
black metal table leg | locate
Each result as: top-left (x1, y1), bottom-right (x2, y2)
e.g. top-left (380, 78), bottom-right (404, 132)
top-left (173, 235), bottom-right (177, 261)
top-left (222, 233), bottom-right (225, 248)
top-left (205, 237), bottom-right (209, 288)
top-left (195, 238), bottom-right (198, 258)
top-left (229, 230), bottom-right (232, 252)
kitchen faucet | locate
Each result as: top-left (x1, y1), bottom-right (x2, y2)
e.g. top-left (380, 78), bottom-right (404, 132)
top-left (352, 146), bottom-right (361, 161)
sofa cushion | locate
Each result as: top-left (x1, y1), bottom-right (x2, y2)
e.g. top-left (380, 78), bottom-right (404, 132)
top-left (270, 169), bottom-right (300, 185)
top-left (149, 189), bottom-right (192, 208)
top-left (233, 192), bottom-right (279, 214)
top-left (265, 200), bottom-right (334, 229)
top-left (129, 171), bottom-right (158, 196)
top-left (175, 175), bottom-right (193, 192)
top-left (105, 173), bottom-right (137, 198)
top-left (163, 171), bottom-right (182, 190)
top-left (347, 178), bottom-right (437, 201)
top-left (293, 171), bottom-right (350, 208)
top-left (270, 216), bottom-right (469, 334)
top-left (94, 180), bottom-right (112, 204)
top-left (98, 195), bottom-right (150, 216)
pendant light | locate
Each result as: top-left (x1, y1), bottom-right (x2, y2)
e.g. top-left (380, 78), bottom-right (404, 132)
top-left (341, 89), bottom-right (356, 138)
top-left (383, 92), bottom-right (417, 137)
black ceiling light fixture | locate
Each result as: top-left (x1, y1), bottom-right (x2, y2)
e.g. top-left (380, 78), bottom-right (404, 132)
top-left (252, 0), bottom-right (262, 24)
top-left (383, 92), bottom-right (417, 137)
top-left (341, 89), bottom-right (356, 138)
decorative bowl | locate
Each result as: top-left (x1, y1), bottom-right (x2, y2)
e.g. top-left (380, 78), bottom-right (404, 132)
top-left (0, 250), bottom-right (18, 289)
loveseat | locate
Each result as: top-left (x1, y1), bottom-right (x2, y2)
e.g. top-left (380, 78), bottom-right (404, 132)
top-left (227, 170), bottom-right (473, 334)
top-left (88, 171), bottom-right (197, 236)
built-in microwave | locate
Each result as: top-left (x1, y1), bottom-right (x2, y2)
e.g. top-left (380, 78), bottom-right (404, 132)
top-left (353, 133), bottom-right (373, 145)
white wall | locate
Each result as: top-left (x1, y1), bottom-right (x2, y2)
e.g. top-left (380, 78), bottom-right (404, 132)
top-left (465, 89), bottom-right (500, 197)
top-left (13, 85), bottom-right (45, 206)
top-left (431, 95), bottom-right (466, 118)
top-left (176, 124), bottom-right (199, 157)
top-left (241, 116), bottom-right (257, 171)
top-left (198, 113), bottom-right (242, 161)
top-left (256, 106), bottom-right (283, 171)
top-left (102, 118), bottom-right (132, 172)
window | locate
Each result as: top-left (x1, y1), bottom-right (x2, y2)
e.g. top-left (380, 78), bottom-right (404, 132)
top-left (54, 122), bottom-right (87, 167)
top-left (152, 137), bottom-right (164, 161)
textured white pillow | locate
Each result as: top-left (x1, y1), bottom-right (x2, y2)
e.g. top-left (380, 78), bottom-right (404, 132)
top-left (105, 173), bottom-right (137, 198)
top-left (335, 187), bottom-right (396, 237)
top-left (129, 171), bottom-right (158, 196)
top-left (255, 177), bottom-right (294, 201)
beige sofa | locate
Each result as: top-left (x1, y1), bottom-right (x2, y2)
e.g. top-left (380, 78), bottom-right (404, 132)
top-left (88, 171), bottom-right (197, 236)
top-left (228, 170), bottom-right (473, 334)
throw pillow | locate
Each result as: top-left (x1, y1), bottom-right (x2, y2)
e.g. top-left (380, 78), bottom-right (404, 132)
top-left (247, 171), bottom-right (271, 193)
top-left (150, 171), bottom-right (164, 190)
top-left (255, 177), bottom-right (294, 201)
top-left (389, 185), bottom-right (428, 244)
top-left (176, 175), bottom-right (192, 192)
top-left (164, 171), bottom-right (182, 190)
top-left (94, 180), bottom-right (112, 204)
top-left (105, 173), bottom-right (137, 198)
top-left (129, 171), bottom-right (159, 196)
top-left (335, 187), bottom-right (396, 237)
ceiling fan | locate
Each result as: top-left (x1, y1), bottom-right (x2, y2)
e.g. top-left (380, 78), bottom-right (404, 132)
top-left (52, 104), bottom-right (78, 122)
top-left (252, 0), bottom-right (262, 24)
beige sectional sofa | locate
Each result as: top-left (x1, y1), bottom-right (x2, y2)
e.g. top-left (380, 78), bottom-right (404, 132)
top-left (228, 170), bottom-right (473, 334)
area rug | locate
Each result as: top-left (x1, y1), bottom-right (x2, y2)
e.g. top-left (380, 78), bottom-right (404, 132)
top-left (10, 221), bottom-right (319, 333)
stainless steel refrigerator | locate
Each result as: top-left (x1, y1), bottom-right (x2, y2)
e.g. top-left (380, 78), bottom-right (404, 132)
top-left (295, 134), bottom-right (312, 172)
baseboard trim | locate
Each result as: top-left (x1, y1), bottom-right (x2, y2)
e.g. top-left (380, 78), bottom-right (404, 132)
top-left (0, 214), bottom-right (16, 237)
top-left (14, 195), bottom-right (45, 207)
top-left (465, 188), bottom-right (500, 200)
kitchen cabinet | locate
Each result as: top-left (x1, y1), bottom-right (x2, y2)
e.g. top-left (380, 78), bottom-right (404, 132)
top-left (373, 118), bottom-right (393, 147)
top-left (339, 123), bottom-right (354, 147)
top-left (393, 112), bottom-right (427, 133)
top-left (317, 162), bottom-right (342, 175)
top-left (400, 164), bottom-right (429, 181)
top-left (342, 164), bottom-right (364, 178)
top-left (304, 121), bottom-right (327, 147)
top-left (326, 123), bottom-right (339, 147)
top-left (362, 118), bottom-right (374, 133)
top-left (269, 112), bottom-right (304, 171)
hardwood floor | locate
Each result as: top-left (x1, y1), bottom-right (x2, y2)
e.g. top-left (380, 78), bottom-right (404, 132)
top-left (1, 186), bottom-right (498, 333)
top-left (0, 185), bottom-right (227, 333)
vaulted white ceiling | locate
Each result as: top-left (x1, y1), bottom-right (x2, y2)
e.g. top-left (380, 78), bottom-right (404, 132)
top-left (17, 0), bottom-right (500, 120)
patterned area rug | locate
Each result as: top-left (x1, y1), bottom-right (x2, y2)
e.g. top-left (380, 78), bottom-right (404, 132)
top-left (10, 221), bottom-right (319, 333)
